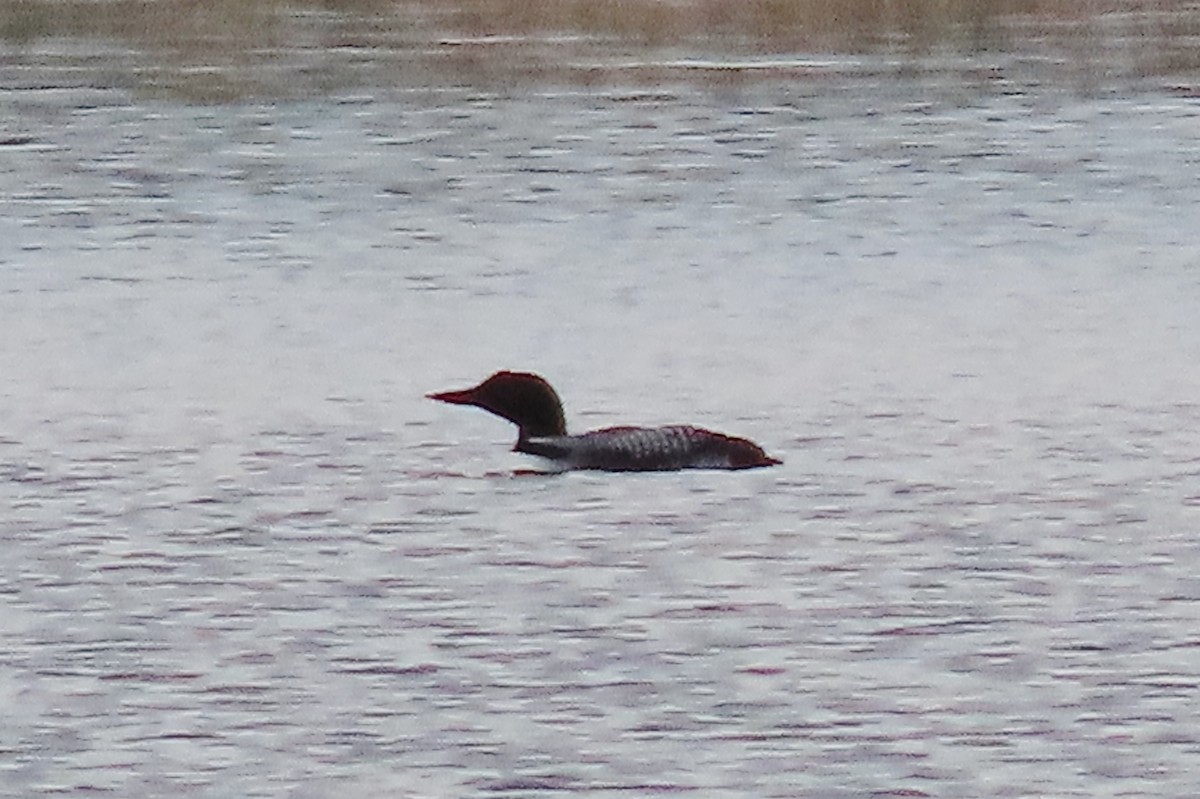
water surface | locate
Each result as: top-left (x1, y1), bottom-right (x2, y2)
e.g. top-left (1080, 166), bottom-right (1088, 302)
top-left (3, 11), bottom-right (1200, 798)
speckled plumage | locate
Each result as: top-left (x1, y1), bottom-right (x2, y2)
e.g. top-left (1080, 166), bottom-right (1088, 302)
top-left (522, 426), bottom-right (776, 471)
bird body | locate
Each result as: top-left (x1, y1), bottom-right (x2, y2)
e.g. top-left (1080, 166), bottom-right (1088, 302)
top-left (429, 371), bottom-right (780, 472)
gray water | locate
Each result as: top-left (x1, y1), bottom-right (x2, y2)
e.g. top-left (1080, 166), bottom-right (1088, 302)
top-left (3, 33), bottom-right (1200, 799)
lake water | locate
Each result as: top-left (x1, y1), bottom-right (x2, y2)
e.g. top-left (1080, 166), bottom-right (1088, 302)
top-left (3, 12), bottom-right (1200, 798)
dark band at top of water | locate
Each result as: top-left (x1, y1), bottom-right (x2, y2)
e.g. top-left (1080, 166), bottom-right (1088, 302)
top-left (2, 0), bottom-right (1198, 99)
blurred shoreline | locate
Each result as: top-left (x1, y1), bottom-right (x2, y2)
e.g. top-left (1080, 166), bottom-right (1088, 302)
top-left (2, 0), bottom-right (1198, 99)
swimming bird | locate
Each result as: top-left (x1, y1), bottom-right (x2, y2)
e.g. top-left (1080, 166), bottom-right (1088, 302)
top-left (428, 370), bottom-right (781, 472)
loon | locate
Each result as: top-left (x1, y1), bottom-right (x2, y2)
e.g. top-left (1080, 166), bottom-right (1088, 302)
top-left (428, 371), bottom-right (781, 472)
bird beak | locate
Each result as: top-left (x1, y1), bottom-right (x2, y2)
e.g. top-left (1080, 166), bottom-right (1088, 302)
top-left (427, 387), bottom-right (477, 405)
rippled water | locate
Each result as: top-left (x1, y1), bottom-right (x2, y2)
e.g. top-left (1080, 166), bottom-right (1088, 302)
top-left (4, 26), bottom-right (1200, 799)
